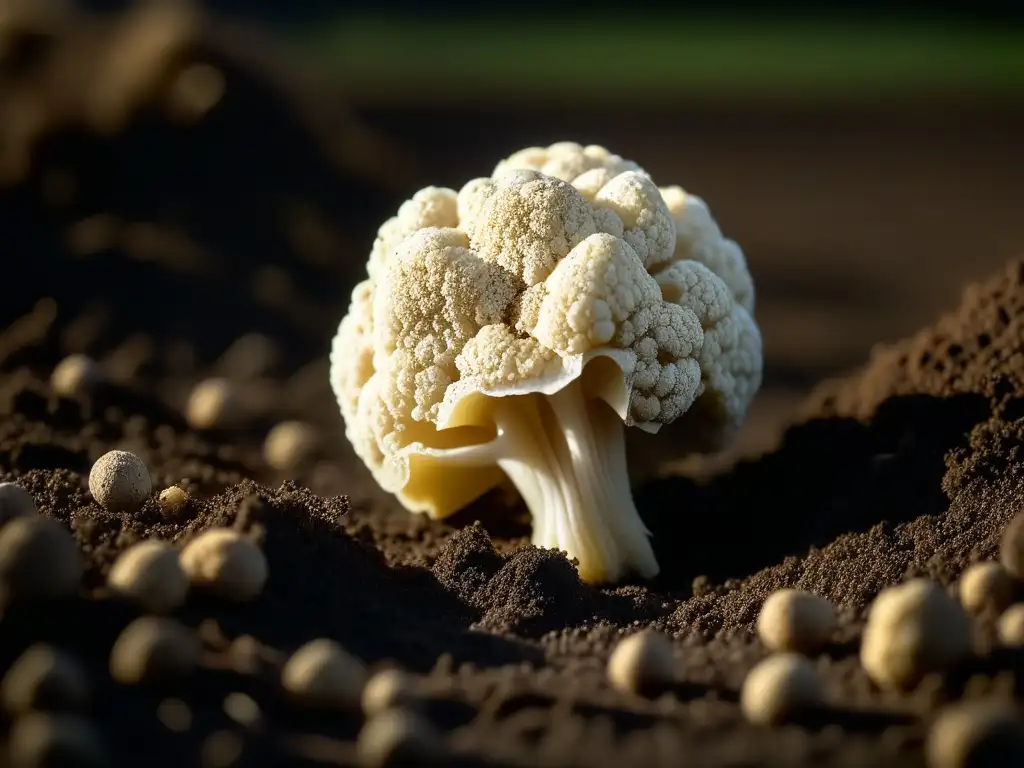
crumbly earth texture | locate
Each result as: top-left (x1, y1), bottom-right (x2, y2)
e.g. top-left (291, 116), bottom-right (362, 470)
top-left (2, 5), bottom-right (1024, 768)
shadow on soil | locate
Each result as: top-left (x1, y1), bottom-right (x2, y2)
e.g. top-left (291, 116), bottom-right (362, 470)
top-left (637, 392), bottom-right (992, 591)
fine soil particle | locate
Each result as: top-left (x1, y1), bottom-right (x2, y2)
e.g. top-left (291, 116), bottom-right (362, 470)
top-left (2, 4), bottom-right (1024, 768)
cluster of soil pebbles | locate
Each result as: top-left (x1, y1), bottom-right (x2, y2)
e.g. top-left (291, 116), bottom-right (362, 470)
top-left (2, 3), bottom-right (1024, 767)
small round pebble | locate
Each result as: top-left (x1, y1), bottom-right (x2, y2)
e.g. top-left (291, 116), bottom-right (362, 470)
top-left (88, 450), bottom-right (152, 514)
top-left (7, 712), bottom-right (107, 768)
top-left (357, 709), bottom-right (444, 768)
top-left (186, 378), bottom-right (239, 430)
top-left (860, 578), bottom-right (973, 690)
top-left (50, 354), bottom-right (103, 397)
top-left (925, 700), bottom-right (1024, 768)
top-left (179, 528), bottom-right (268, 602)
top-left (1000, 513), bottom-right (1024, 579)
top-left (1, 645), bottom-right (90, 715)
top-left (958, 562), bottom-right (1016, 615)
top-left (362, 668), bottom-right (419, 717)
top-left (756, 588), bottom-right (838, 655)
top-left (0, 516), bottom-right (83, 601)
top-left (262, 421), bottom-right (317, 472)
top-left (0, 482), bottom-right (36, 526)
top-left (109, 617), bottom-right (201, 685)
top-left (281, 638), bottom-right (367, 711)
top-left (996, 604), bottom-right (1024, 647)
top-left (107, 540), bottom-right (189, 613)
top-left (740, 653), bottom-right (826, 726)
top-left (157, 486), bottom-right (188, 519)
top-left (607, 630), bottom-right (676, 696)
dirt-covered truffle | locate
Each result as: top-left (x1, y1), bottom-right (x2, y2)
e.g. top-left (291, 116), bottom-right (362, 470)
top-left (1, 645), bottom-right (91, 715)
top-left (756, 589), bottom-right (837, 655)
top-left (0, 516), bottom-right (83, 602)
top-left (925, 701), bottom-right (1024, 768)
top-left (50, 354), bottom-right (103, 397)
top-left (107, 540), bottom-right (189, 613)
top-left (157, 486), bottom-right (188, 519)
top-left (0, 482), bottom-right (37, 526)
top-left (860, 579), bottom-right (973, 690)
top-left (1000, 513), bottom-right (1024, 579)
top-left (281, 638), bottom-right (366, 711)
top-left (356, 708), bottom-right (444, 768)
top-left (607, 630), bottom-right (676, 697)
top-left (178, 528), bottom-right (267, 602)
top-left (109, 617), bottom-right (201, 685)
top-left (262, 420), bottom-right (317, 472)
top-left (996, 604), bottom-right (1024, 647)
top-left (7, 712), bottom-right (107, 768)
top-left (361, 668), bottom-right (419, 718)
top-left (185, 377), bottom-right (239, 430)
top-left (88, 450), bottom-right (152, 513)
top-left (740, 653), bottom-right (826, 726)
top-left (958, 562), bottom-right (1015, 615)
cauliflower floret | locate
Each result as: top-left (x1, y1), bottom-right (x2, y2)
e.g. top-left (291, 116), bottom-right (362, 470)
top-left (330, 142), bottom-right (764, 584)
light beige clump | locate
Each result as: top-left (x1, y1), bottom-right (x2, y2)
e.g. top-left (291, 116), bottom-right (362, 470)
top-left (0, 482), bottom-right (36, 526)
top-left (925, 700), bottom-right (1024, 768)
top-left (157, 486), bottom-right (188, 518)
top-left (740, 653), bottom-right (826, 726)
top-left (361, 668), bottom-right (419, 717)
top-left (1, 644), bottom-right (91, 715)
top-left (958, 561), bottom-right (1016, 615)
top-left (606, 630), bottom-right (676, 697)
top-left (996, 604), bottom-right (1024, 647)
top-left (109, 617), bottom-right (201, 685)
top-left (88, 450), bottom-right (152, 513)
top-left (263, 421), bottom-right (318, 472)
top-left (0, 516), bottom-right (83, 602)
top-left (756, 589), bottom-right (837, 655)
top-left (107, 540), bottom-right (189, 613)
top-left (185, 377), bottom-right (240, 430)
top-left (50, 354), bottom-right (103, 397)
top-left (281, 638), bottom-right (367, 711)
top-left (7, 712), bottom-right (107, 768)
top-left (860, 578), bottom-right (973, 690)
top-left (179, 528), bottom-right (267, 602)
top-left (356, 709), bottom-right (444, 768)
top-left (1000, 512), bottom-right (1024, 579)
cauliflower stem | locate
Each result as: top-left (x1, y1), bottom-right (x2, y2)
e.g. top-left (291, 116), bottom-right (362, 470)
top-left (418, 377), bottom-right (659, 584)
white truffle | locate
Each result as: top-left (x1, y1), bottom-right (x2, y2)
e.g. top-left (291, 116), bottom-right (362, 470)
top-left (178, 528), bottom-right (267, 602)
top-left (7, 712), bottom-right (107, 768)
top-left (281, 638), bottom-right (366, 711)
top-left (1000, 513), bottom-right (1024, 579)
top-left (1, 644), bottom-right (91, 715)
top-left (185, 377), bottom-right (239, 430)
top-left (156, 486), bottom-right (188, 518)
top-left (996, 604), bottom-right (1024, 647)
top-left (357, 709), bottom-right (444, 768)
top-left (361, 668), bottom-right (419, 717)
top-left (925, 701), bottom-right (1024, 768)
top-left (50, 354), bottom-right (103, 397)
top-left (0, 516), bottom-right (83, 602)
top-left (107, 540), bottom-right (189, 613)
top-left (263, 421), bottom-right (317, 472)
top-left (860, 579), bottom-right (973, 690)
top-left (958, 562), bottom-right (1015, 615)
top-left (88, 450), bottom-right (152, 513)
top-left (740, 653), bottom-right (826, 726)
top-left (756, 589), bottom-right (837, 655)
top-left (607, 630), bottom-right (676, 697)
top-left (109, 617), bottom-right (201, 685)
top-left (0, 482), bottom-right (36, 526)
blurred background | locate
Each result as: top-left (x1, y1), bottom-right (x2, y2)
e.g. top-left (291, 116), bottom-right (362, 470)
top-left (1, 0), bottom-right (1022, 492)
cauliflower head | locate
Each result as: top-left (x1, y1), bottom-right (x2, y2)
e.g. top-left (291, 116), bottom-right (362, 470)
top-left (331, 141), bottom-right (763, 583)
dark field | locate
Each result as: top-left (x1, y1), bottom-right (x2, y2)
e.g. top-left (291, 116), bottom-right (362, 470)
top-left (1, 4), bottom-right (1024, 766)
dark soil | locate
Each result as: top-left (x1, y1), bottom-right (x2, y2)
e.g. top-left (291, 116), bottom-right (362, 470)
top-left (1, 4), bottom-right (1024, 767)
